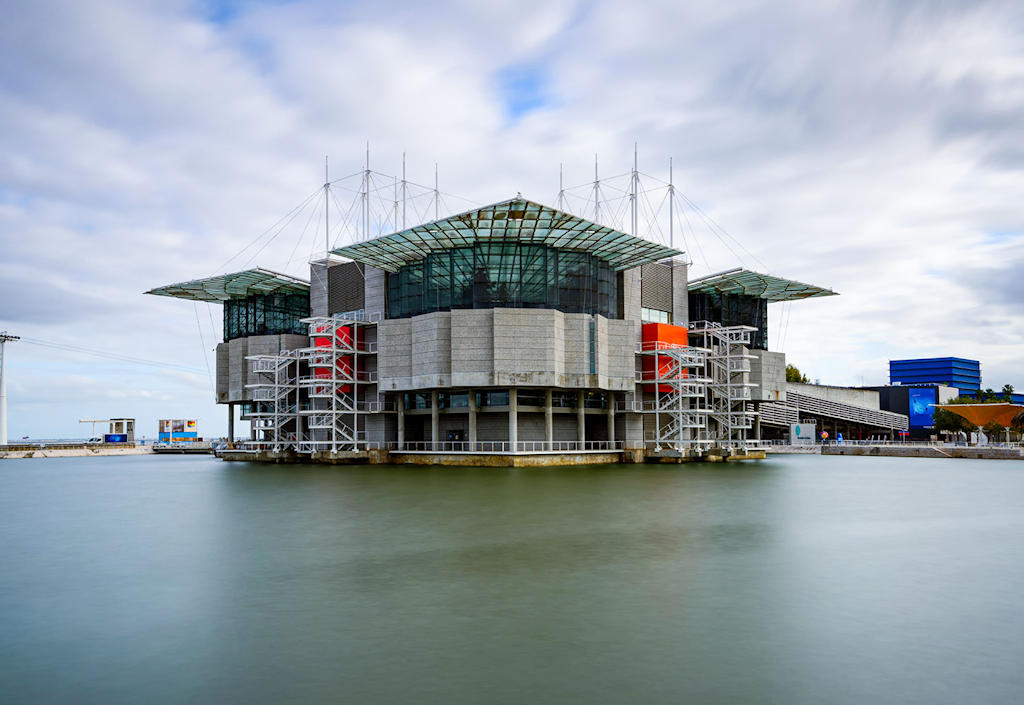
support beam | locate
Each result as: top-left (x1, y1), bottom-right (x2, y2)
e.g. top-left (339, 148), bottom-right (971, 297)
top-left (430, 390), bottom-right (439, 449)
top-left (607, 391), bottom-right (616, 443)
top-left (397, 396), bottom-right (405, 450)
top-left (468, 389), bottom-right (478, 448)
top-left (227, 404), bottom-right (234, 444)
top-left (577, 389), bottom-right (586, 444)
top-left (509, 388), bottom-right (518, 452)
top-left (544, 389), bottom-right (553, 450)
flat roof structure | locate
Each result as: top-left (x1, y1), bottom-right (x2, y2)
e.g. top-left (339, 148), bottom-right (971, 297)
top-left (688, 267), bottom-right (836, 302)
top-left (332, 197), bottom-right (684, 272)
top-left (146, 268), bottom-right (310, 303)
top-left (935, 403), bottom-right (1024, 428)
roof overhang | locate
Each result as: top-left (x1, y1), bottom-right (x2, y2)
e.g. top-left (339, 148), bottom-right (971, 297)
top-left (331, 197), bottom-right (684, 272)
top-left (145, 268), bottom-right (310, 303)
top-left (688, 267), bottom-right (836, 302)
top-left (935, 403), bottom-right (1024, 427)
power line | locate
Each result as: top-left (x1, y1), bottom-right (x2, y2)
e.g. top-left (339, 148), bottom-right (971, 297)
top-left (19, 337), bottom-right (206, 373)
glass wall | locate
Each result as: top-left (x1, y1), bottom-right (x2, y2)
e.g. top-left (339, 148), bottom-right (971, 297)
top-left (688, 291), bottom-right (769, 350)
top-left (223, 292), bottom-right (309, 341)
top-left (388, 242), bottom-right (617, 319)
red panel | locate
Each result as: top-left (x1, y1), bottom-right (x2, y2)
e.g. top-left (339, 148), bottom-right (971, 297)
top-left (640, 322), bottom-right (690, 392)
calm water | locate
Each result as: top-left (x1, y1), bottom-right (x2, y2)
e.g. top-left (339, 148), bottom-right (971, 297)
top-left (1, 454), bottom-right (1023, 704)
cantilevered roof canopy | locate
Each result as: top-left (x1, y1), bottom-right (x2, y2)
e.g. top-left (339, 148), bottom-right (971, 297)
top-left (145, 268), bottom-right (309, 303)
top-left (935, 403), bottom-right (1024, 428)
top-left (688, 267), bottom-right (836, 302)
top-left (332, 197), bottom-right (684, 272)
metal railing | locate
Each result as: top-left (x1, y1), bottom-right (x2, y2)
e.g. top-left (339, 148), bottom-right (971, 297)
top-left (392, 440), bottom-right (624, 453)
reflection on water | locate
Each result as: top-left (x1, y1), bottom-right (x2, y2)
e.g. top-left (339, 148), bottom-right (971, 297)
top-left (1, 455), bottom-right (1023, 704)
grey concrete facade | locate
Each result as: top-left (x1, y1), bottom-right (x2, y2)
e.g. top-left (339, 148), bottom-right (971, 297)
top-left (749, 349), bottom-right (787, 403)
top-left (215, 333), bottom-right (309, 403)
top-left (377, 308), bottom-right (638, 392)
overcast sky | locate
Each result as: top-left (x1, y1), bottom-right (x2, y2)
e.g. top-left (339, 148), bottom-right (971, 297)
top-left (2, 0), bottom-right (1022, 439)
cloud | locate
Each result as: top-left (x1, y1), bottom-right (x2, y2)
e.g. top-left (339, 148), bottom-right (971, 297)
top-left (2, 0), bottom-right (1023, 437)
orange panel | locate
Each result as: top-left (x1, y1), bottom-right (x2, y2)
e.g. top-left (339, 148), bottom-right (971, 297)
top-left (641, 322), bottom-right (690, 392)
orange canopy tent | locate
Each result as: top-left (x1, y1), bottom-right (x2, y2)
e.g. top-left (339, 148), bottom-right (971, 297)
top-left (934, 403), bottom-right (1024, 427)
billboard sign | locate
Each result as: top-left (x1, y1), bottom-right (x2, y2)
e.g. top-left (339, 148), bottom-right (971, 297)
top-left (908, 387), bottom-right (937, 428)
top-left (790, 423), bottom-right (816, 444)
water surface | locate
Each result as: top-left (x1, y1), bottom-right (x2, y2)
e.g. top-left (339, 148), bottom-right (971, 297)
top-left (1, 454), bottom-right (1022, 704)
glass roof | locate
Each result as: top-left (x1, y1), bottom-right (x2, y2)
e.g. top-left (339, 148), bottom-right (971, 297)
top-left (145, 268), bottom-right (310, 303)
top-left (688, 267), bottom-right (836, 302)
top-left (332, 197), bottom-right (684, 272)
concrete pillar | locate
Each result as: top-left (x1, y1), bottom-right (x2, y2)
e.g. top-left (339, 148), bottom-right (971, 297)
top-left (544, 389), bottom-right (553, 450)
top-left (396, 395), bottom-right (405, 450)
top-left (468, 389), bottom-right (478, 450)
top-left (754, 413), bottom-right (761, 442)
top-left (227, 404), bottom-right (234, 443)
top-left (607, 392), bottom-right (616, 444)
top-left (430, 390), bottom-right (439, 450)
top-left (577, 389), bottom-right (586, 445)
top-left (509, 388), bottom-right (518, 452)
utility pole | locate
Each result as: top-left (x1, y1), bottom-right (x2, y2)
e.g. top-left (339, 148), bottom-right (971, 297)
top-left (1, 332), bottom-right (21, 446)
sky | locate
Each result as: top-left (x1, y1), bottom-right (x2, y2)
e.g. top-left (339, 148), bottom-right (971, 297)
top-left (1, 0), bottom-right (1023, 439)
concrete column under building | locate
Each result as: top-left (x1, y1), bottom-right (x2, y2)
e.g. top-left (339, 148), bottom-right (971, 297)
top-left (577, 389), bottom-right (586, 445)
top-left (544, 389), bottom-right (553, 450)
top-left (607, 392), bottom-right (616, 444)
top-left (509, 388), bottom-right (518, 452)
top-left (430, 390), bottom-right (439, 450)
top-left (468, 389), bottom-right (478, 449)
top-left (396, 396), bottom-right (405, 450)
top-left (227, 404), bottom-right (234, 443)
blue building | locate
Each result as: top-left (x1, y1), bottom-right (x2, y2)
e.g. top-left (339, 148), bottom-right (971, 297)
top-left (889, 357), bottom-right (981, 396)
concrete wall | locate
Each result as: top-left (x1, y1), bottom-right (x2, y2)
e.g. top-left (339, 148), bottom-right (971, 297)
top-left (750, 350), bottom-right (787, 403)
top-left (309, 260), bottom-right (329, 317)
top-left (619, 267), bottom-right (642, 322)
top-left (377, 309), bottom-right (637, 392)
top-left (364, 265), bottom-right (387, 318)
top-left (216, 333), bottom-right (309, 404)
top-left (787, 382), bottom-right (880, 410)
top-left (671, 260), bottom-right (688, 326)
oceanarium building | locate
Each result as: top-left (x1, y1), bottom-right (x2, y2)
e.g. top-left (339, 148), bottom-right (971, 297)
top-left (149, 197), bottom-right (902, 464)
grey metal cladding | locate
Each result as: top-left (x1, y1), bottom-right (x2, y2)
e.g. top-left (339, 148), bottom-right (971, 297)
top-left (640, 262), bottom-right (673, 311)
top-left (328, 262), bottom-right (365, 315)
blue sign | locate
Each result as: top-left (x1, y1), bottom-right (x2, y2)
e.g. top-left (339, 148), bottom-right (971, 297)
top-left (104, 434), bottom-right (128, 443)
top-left (908, 387), bottom-right (937, 428)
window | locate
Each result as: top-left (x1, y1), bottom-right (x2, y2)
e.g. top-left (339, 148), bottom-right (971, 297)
top-left (223, 292), bottom-right (309, 341)
top-left (641, 307), bottom-right (670, 323)
top-left (387, 241), bottom-right (617, 319)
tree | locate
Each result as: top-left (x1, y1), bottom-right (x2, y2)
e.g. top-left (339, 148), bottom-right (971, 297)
top-left (982, 388), bottom-right (997, 402)
top-left (786, 364), bottom-right (809, 384)
top-left (1002, 384), bottom-right (1015, 402)
top-left (932, 396), bottom-right (979, 437)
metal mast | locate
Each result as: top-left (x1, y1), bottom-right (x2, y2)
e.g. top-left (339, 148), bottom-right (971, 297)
top-left (401, 152), bottom-right (407, 229)
top-left (324, 156), bottom-right (330, 256)
top-left (0, 332), bottom-right (19, 446)
top-left (631, 143), bottom-right (638, 236)
top-left (593, 154), bottom-right (600, 223)
top-left (558, 163), bottom-right (565, 211)
top-left (668, 157), bottom-right (674, 249)
top-left (434, 163), bottom-right (439, 221)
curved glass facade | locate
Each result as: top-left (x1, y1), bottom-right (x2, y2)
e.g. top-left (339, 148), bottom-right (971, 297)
top-left (387, 242), bottom-right (617, 319)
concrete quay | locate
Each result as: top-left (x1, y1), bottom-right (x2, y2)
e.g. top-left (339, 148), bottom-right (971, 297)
top-left (218, 446), bottom-right (767, 466)
top-left (823, 445), bottom-right (1023, 460)
top-left (0, 444), bottom-right (154, 460)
